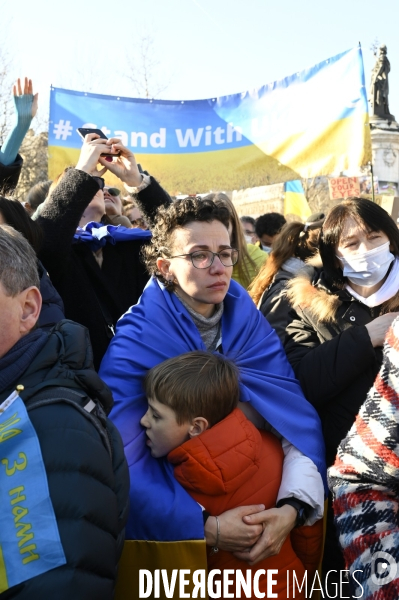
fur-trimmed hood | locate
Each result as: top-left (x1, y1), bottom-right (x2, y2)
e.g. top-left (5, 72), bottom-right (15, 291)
top-left (287, 260), bottom-right (399, 324)
top-left (286, 265), bottom-right (342, 324)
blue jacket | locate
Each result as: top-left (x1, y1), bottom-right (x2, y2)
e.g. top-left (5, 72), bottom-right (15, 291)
top-left (0, 321), bottom-right (129, 600)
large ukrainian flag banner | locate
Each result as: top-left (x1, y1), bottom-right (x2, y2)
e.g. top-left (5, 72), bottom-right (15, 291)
top-left (49, 46), bottom-right (369, 194)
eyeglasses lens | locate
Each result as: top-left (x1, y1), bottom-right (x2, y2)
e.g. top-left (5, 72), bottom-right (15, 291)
top-left (191, 250), bottom-right (238, 268)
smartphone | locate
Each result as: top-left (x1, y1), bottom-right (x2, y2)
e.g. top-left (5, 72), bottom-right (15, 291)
top-left (76, 128), bottom-right (120, 157)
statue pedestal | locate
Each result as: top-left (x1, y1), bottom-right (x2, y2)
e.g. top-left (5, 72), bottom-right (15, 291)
top-left (370, 119), bottom-right (399, 189)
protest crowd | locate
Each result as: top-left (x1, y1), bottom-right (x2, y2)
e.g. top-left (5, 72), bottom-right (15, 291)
top-left (1, 76), bottom-right (399, 600)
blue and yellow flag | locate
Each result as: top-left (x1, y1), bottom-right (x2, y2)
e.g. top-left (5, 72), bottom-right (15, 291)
top-left (0, 394), bottom-right (66, 593)
top-left (49, 46), bottom-right (369, 193)
top-left (284, 180), bottom-right (311, 220)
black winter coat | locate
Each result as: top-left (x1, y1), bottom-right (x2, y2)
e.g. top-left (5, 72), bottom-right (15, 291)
top-left (0, 320), bottom-right (129, 600)
top-left (34, 169), bottom-right (170, 369)
top-left (284, 266), bottom-right (384, 467)
top-left (259, 266), bottom-right (298, 345)
top-left (37, 261), bottom-right (65, 330)
top-left (0, 153), bottom-right (23, 194)
top-left (283, 265), bottom-right (395, 580)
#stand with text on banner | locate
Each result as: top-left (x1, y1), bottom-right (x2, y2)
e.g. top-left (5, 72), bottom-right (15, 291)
top-left (49, 46), bottom-right (370, 198)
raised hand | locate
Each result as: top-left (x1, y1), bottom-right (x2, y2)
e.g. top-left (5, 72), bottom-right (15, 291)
top-left (13, 77), bottom-right (38, 118)
top-left (75, 133), bottom-right (110, 175)
top-left (98, 138), bottom-right (143, 187)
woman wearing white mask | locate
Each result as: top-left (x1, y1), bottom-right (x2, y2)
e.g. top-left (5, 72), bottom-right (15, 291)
top-left (283, 197), bottom-right (399, 590)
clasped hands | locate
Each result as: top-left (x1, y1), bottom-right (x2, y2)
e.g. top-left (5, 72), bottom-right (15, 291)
top-left (204, 503), bottom-right (297, 566)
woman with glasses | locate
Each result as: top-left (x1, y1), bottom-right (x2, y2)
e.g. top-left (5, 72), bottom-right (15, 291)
top-left (99, 196), bottom-right (326, 576)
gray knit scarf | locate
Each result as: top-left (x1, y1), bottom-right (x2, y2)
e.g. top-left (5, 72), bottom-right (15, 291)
top-left (175, 293), bottom-right (224, 351)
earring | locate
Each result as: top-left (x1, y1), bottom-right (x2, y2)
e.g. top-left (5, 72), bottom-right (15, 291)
top-left (165, 277), bottom-right (175, 290)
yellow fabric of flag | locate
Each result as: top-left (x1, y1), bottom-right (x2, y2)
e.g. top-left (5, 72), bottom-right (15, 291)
top-left (114, 540), bottom-right (207, 600)
top-left (284, 180), bottom-right (311, 220)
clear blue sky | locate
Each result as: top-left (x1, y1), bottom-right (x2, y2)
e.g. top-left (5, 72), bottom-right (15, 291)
top-left (3, 0), bottom-right (399, 129)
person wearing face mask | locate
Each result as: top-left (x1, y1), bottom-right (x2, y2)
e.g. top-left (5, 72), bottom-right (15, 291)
top-left (283, 197), bottom-right (399, 590)
top-left (249, 217), bottom-right (323, 344)
top-left (255, 212), bottom-right (286, 253)
top-left (240, 215), bottom-right (258, 245)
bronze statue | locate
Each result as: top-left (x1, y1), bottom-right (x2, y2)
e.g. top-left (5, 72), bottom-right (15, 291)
top-left (370, 45), bottom-right (395, 121)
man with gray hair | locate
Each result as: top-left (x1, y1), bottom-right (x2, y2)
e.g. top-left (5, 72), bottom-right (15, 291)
top-left (0, 225), bottom-right (129, 599)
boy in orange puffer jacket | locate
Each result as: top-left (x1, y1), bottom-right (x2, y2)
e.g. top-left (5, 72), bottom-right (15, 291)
top-left (141, 351), bottom-right (323, 599)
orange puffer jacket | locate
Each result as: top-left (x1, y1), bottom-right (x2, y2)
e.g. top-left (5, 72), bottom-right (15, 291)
top-left (168, 408), bottom-right (323, 599)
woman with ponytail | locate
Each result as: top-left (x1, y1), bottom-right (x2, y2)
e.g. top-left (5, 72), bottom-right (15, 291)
top-left (249, 217), bottom-right (323, 343)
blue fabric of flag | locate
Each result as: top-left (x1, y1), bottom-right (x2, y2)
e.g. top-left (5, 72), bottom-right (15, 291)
top-left (99, 277), bottom-right (327, 541)
top-left (74, 221), bottom-right (151, 252)
top-left (0, 396), bottom-right (65, 592)
top-left (285, 180), bottom-right (305, 194)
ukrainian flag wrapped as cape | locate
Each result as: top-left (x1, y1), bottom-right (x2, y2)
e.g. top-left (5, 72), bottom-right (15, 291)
top-left (100, 277), bottom-right (326, 547)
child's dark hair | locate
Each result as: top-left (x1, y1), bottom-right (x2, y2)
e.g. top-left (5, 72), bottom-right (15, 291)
top-left (144, 351), bottom-right (240, 426)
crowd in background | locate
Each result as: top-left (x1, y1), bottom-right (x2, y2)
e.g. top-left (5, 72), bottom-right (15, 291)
top-left (1, 79), bottom-right (399, 600)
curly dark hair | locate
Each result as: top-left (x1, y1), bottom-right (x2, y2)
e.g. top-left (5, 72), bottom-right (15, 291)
top-left (143, 196), bottom-right (230, 286)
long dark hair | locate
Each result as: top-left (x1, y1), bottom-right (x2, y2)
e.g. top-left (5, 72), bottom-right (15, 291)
top-left (0, 197), bottom-right (43, 254)
top-left (320, 197), bottom-right (399, 288)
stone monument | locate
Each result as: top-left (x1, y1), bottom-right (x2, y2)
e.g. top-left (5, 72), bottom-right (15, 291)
top-left (369, 45), bottom-right (399, 197)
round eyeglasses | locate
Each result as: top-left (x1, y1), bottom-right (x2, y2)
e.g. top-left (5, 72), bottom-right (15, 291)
top-left (169, 249), bottom-right (239, 269)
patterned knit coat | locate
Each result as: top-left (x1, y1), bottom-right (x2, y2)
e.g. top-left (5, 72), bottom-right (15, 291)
top-left (328, 317), bottom-right (399, 599)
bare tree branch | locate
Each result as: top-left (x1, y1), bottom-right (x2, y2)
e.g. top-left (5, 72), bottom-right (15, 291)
top-left (302, 176), bottom-right (336, 215)
top-left (14, 129), bottom-right (49, 200)
top-left (0, 46), bottom-right (15, 142)
top-left (124, 34), bottom-right (171, 99)
top-left (0, 31), bottom-right (49, 198)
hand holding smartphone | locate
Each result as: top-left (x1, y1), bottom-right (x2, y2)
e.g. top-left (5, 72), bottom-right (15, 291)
top-left (77, 128), bottom-right (121, 157)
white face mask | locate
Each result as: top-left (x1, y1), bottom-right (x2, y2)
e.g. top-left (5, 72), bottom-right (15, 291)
top-left (244, 234), bottom-right (253, 244)
top-left (337, 241), bottom-right (394, 287)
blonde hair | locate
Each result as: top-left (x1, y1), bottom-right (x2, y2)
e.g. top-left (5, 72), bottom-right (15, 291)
top-left (204, 193), bottom-right (257, 288)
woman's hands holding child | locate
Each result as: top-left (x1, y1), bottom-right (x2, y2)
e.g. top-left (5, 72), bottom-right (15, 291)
top-left (205, 503), bottom-right (297, 566)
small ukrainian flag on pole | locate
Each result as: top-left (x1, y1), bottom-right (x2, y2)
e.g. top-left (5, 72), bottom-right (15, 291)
top-left (284, 180), bottom-right (311, 221)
